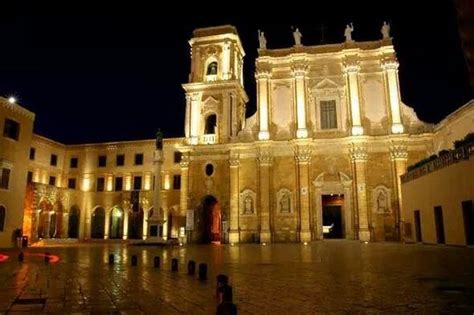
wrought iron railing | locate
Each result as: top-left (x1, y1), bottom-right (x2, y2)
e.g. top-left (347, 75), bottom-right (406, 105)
top-left (401, 142), bottom-right (474, 183)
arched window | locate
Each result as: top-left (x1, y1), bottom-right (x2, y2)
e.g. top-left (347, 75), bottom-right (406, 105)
top-left (205, 114), bottom-right (217, 134)
top-left (0, 205), bottom-right (5, 232)
top-left (206, 62), bottom-right (218, 75)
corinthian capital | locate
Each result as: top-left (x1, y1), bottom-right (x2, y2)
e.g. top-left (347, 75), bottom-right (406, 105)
top-left (291, 60), bottom-right (308, 77)
top-left (343, 61), bottom-right (360, 74)
top-left (349, 143), bottom-right (368, 162)
top-left (229, 152), bottom-right (240, 167)
top-left (180, 153), bottom-right (190, 168)
top-left (382, 60), bottom-right (399, 71)
top-left (257, 149), bottom-right (273, 166)
top-left (389, 143), bottom-right (408, 161)
top-left (295, 147), bottom-right (312, 163)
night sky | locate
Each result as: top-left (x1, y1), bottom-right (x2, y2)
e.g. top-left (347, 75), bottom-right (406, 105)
top-left (1, 2), bottom-right (472, 144)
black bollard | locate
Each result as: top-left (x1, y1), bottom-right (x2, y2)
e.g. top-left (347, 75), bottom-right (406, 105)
top-left (216, 274), bottom-right (229, 298)
top-left (108, 254), bottom-right (114, 265)
top-left (18, 252), bottom-right (24, 263)
top-left (216, 285), bottom-right (237, 315)
top-left (171, 258), bottom-right (178, 271)
top-left (198, 263), bottom-right (208, 280)
top-left (131, 255), bottom-right (138, 266)
top-left (44, 252), bottom-right (50, 263)
top-left (154, 256), bottom-right (160, 268)
top-left (188, 260), bottom-right (196, 275)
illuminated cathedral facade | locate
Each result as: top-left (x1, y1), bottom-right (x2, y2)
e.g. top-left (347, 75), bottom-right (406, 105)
top-left (1, 25), bottom-right (472, 247)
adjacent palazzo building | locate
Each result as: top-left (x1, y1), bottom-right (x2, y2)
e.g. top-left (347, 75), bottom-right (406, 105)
top-left (0, 25), bottom-right (472, 247)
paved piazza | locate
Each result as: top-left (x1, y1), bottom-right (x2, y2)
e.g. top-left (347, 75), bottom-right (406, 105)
top-left (0, 241), bottom-right (473, 314)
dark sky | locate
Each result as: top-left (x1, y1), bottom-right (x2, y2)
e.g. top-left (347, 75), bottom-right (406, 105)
top-left (1, 2), bottom-right (472, 144)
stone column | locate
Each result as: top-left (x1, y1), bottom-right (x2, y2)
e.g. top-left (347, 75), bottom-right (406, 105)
top-left (256, 68), bottom-right (271, 141)
top-left (383, 61), bottom-right (404, 134)
top-left (350, 144), bottom-right (370, 241)
top-left (222, 41), bottom-right (231, 80)
top-left (258, 149), bottom-right (273, 243)
top-left (292, 61), bottom-right (309, 139)
top-left (390, 143), bottom-right (408, 239)
top-left (185, 93), bottom-right (191, 138)
top-left (313, 184), bottom-right (323, 240)
top-left (104, 209), bottom-right (110, 240)
top-left (344, 62), bottom-right (364, 136)
top-left (295, 146), bottom-right (312, 242)
top-left (178, 153), bottom-right (190, 241)
top-left (230, 92), bottom-right (238, 137)
top-left (122, 208), bottom-right (129, 240)
top-left (229, 153), bottom-right (240, 243)
top-left (142, 208), bottom-right (149, 240)
top-left (189, 92), bottom-right (202, 145)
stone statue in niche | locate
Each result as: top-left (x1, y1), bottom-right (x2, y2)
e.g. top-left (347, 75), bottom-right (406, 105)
top-left (377, 191), bottom-right (388, 214)
top-left (280, 191), bottom-right (291, 213)
top-left (243, 195), bottom-right (254, 214)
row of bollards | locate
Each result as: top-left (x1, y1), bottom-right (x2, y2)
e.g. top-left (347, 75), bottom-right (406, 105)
top-left (107, 254), bottom-right (208, 281)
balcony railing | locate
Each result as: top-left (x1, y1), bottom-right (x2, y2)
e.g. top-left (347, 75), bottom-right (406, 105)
top-left (201, 134), bottom-right (216, 145)
top-left (401, 142), bottom-right (474, 183)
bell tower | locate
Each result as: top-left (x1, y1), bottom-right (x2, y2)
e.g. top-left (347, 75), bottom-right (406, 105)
top-left (183, 25), bottom-right (248, 145)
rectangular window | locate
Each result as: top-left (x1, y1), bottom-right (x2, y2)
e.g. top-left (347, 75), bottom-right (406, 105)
top-left (116, 154), bottom-right (125, 166)
top-left (134, 153), bottom-right (144, 165)
top-left (0, 168), bottom-right (11, 189)
top-left (98, 155), bottom-right (107, 167)
top-left (49, 176), bottom-right (56, 186)
top-left (174, 151), bottom-right (182, 164)
top-left (29, 148), bottom-right (36, 160)
top-left (50, 154), bottom-right (58, 166)
top-left (320, 100), bottom-right (337, 129)
top-left (133, 176), bottom-right (142, 190)
top-left (115, 176), bottom-right (123, 191)
top-left (173, 175), bottom-right (181, 190)
top-left (70, 157), bottom-right (78, 168)
top-left (27, 171), bottom-right (33, 183)
top-left (3, 118), bottom-right (20, 140)
top-left (97, 177), bottom-right (105, 192)
top-left (68, 178), bottom-right (77, 189)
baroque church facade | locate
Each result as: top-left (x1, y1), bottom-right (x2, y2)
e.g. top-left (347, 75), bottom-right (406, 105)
top-left (1, 25), bottom-right (472, 247)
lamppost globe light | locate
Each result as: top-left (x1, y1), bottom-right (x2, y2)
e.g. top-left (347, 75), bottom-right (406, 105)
top-left (8, 97), bottom-right (16, 104)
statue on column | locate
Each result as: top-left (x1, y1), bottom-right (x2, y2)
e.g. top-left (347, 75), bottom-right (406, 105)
top-left (155, 129), bottom-right (164, 150)
top-left (258, 29), bottom-right (267, 49)
top-left (344, 23), bottom-right (354, 42)
top-left (381, 21), bottom-right (391, 39)
top-left (292, 27), bottom-right (302, 46)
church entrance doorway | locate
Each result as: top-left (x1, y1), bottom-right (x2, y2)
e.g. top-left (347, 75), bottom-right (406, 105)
top-left (199, 195), bottom-right (221, 244)
top-left (322, 194), bottom-right (344, 239)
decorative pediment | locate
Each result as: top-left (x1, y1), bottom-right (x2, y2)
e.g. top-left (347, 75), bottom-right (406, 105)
top-left (201, 96), bottom-right (219, 114)
top-left (313, 78), bottom-right (340, 90)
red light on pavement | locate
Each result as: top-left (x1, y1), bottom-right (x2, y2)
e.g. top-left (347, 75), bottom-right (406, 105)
top-left (0, 254), bottom-right (9, 262)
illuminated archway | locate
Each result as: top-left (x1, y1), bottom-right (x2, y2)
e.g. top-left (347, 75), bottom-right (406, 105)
top-left (91, 207), bottom-right (105, 239)
top-left (109, 206), bottom-right (124, 239)
top-left (68, 206), bottom-right (80, 238)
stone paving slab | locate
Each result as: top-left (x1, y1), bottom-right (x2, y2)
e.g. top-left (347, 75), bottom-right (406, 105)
top-left (0, 241), bottom-right (473, 314)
